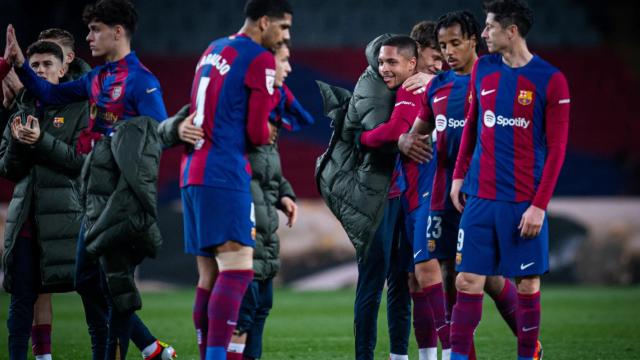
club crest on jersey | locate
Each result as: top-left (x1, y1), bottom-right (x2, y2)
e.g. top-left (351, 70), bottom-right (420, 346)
top-left (53, 117), bottom-right (64, 128)
top-left (435, 114), bottom-right (447, 132)
top-left (428, 240), bottom-right (436, 252)
top-left (456, 252), bottom-right (462, 265)
top-left (265, 69), bottom-right (276, 95)
top-left (518, 90), bottom-right (533, 106)
top-left (111, 86), bottom-right (122, 100)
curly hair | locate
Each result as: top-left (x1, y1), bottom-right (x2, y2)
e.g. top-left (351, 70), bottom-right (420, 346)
top-left (82, 0), bottom-right (138, 36)
top-left (435, 10), bottom-right (487, 53)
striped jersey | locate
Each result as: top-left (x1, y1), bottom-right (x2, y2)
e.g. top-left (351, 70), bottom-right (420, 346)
top-left (180, 34), bottom-right (275, 190)
top-left (453, 54), bottom-right (570, 209)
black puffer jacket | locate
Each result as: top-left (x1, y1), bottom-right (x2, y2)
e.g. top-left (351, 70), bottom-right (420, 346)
top-left (1, 90), bottom-right (88, 293)
top-left (315, 34), bottom-right (398, 259)
top-left (249, 144), bottom-right (295, 280)
top-left (81, 116), bottom-right (162, 312)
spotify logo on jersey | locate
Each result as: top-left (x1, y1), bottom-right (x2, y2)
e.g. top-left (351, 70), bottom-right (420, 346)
top-left (483, 110), bottom-right (496, 128)
top-left (435, 114), bottom-right (447, 132)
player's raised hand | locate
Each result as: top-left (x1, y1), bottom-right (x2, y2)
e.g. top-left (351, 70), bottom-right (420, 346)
top-left (5, 25), bottom-right (25, 67)
top-left (450, 179), bottom-right (466, 213)
top-left (402, 72), bottom-right (435, 95)
top-left (398, 132), bottom-right (433, 163)
top-left (518, 205), bottom-right (545, 239)
top-left (280, 196), bottom-right (297, 227)
top-left (178, 112), bottom-right (204, 145)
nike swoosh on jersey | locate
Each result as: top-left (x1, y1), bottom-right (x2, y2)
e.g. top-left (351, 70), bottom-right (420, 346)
top-left (422, 192), bottom-right (430, 198)
top-left (522, 326), bottom-right (538, 332)
top-left (146, 88), bottom-right (158, 94)
top-left (413, 250), bottom-right (422, 258)
top-left (433, 96), bottom-right (447, 103)
top-left (481, 89), bottom-right (496, 96)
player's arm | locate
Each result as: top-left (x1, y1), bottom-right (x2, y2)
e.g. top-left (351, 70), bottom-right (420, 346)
top-left (398, 83), bottom-right (435, 162)
top-left (134, 72), bottom-right (168, 121)
top-left (451, 61), bottom-right (480, 212)
top-left (15, 61), bottom-right (89, 105)
top-left (519, 72), bottom-right (570, 238)
top-left (531, 72), bottom-right (570, 210)
top-left (359, 89), bottom-right (416, 148)
top-left (245, 51), bottom-right (276, 146)
top-left (275, 84), bottom-right (314, 131)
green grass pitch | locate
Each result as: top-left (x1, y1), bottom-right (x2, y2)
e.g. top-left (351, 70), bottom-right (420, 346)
top-left (1, 286), bottom-right (639, 359)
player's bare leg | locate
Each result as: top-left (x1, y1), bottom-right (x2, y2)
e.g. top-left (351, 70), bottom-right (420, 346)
top-left (204, 241), bottom-right (254, 360)
top-left (409, 260), bottom-right (450, 360)
top-left (32, 294), bottom-right (53, 360)
top-left (516, 276), bottom-right (542, 360)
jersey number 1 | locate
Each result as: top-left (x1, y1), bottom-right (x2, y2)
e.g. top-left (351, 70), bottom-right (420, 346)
top-left (193, 76), bottom-right (210, 150)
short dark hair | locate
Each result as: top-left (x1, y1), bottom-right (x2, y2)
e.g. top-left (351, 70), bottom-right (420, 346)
top-left (244, 0), bottom-right (293, 21)
top-left (26, 41), bottom-right (64, 64)
top-left (483, 0), bottom-right (534, 37)
top-left (38, 28), bottom-right (75, 51)
top-left (410, 21), bottom-right (438, 50)
top-left (82, 0), bottom-right (138, 36)
top-left (381, 35), bottom-right (418, 60)
top-left (435, 10), bottom-right (487, 53)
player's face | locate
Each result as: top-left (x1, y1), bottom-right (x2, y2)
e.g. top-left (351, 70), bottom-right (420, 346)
top-left (438, 23), bottom-right (476, 73)
top-left (417, 46), bottom-right (443, 75)
top-left (261, 13), bottom-right (293, 50)
top-left (86, 21), bottom-right (117, 58)
top-left (29, 53), bottom-right (64, 85)
top-left (378, 46), bottom-right (416, 89)
top-left (275, 45), bottom-right (291, 87)
top-left (47, 38), bottom-right (75, 67)
top-left (482, 13), bottom-right (509, 53)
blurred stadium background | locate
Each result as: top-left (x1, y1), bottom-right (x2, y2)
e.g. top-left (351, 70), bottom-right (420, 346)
top-left (1, 0), bottom-right (640, 289)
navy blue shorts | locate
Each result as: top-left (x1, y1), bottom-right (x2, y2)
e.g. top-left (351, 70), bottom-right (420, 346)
top-left (456, 195), bottom-right (549, 277)
top-left (427, 210), bottom-right (460, 261)
top-left (404, 202), bottom-right (432, 266)
top-left (181, 185), bottom-right (255, 257)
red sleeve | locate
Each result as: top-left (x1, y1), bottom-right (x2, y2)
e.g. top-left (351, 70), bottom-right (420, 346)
top-left (0, 58), bottom-right (10, 81)
top-left (453, 60), bottom-right (480, 180)
top-left (360, 88), bottom-right (420, 148)
top-left (244, 51), bottom-right (276, 146)
top-left (532, 72), bottom-right (570, 209)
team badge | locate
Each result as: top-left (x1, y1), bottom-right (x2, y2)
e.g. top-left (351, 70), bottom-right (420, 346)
top-left (435, 114), bottom-right (447, 132)
top-left (53, 117), bottom-right (64, 128)
top-left (456, 252), bottom-right (462, 265)
top-left (265, 69), bottom-right (275, 95)
top-left (111, 86), bottom-right (123, 100)
top-left (428, 240), bottom-right (436, 252)
top-left (518, 90), bottom-right (533, 106)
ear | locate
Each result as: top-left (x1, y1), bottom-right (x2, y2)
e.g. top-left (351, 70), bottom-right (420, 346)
top-left (258, 16), bottom-right (270, 32)
top-left (67, 51), bottom-right (75, 63)
top-left (58, 66), bottom-right (65, 79)
top-left (114, 24), bottom-right (125, 40)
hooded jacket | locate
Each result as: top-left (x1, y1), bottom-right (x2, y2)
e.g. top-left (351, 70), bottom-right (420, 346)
top-left (315, 34), bottom-right (398, 259)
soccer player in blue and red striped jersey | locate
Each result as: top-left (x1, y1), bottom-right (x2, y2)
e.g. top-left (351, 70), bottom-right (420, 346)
top-left (179, 1), bottom-right (292, 359)
top-left (359, 35), bottom-right (452, 360)
top-left (400, 11), bottom-right (527, 360)
top-left (4, 1), bottom-right (175, 359)
top-left (448, 1), bottom-right (570, 359)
